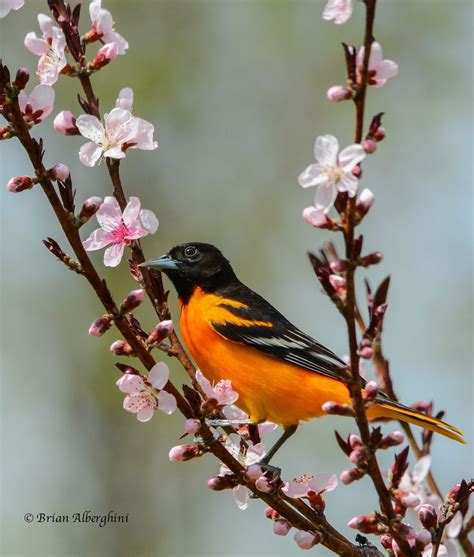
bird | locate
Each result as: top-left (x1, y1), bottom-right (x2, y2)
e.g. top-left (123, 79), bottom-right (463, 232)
top-left (141, 242), bottom-right (464, 461)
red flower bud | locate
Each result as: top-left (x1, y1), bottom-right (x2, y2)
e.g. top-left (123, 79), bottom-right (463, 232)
top-left (340, 467), bottom-right (365, 485)
top-left (349, 447), bottom-right (368, 466)
top-left (169, 444), bottom-right (201, 462)
top-left (373, 126), bottom-right (386, 141)
top-left (363, 139), bottom-right (377, 154)
top-left (7, 176), bottom-right (33, 193)
top-left (79, 196), bottom-right (103, 220)
top-left (380, 534), bottom-right (393, 550)
top-left (14, 67), bottom-right (30, 90)
top-left (88, 315), bottom-right (112, 336)
top-left (359, 252), bottom-right (384, 267)
top-left (322, 401), bottom-right (354, 417)
top-left (147, 319), bottom-right (174, 345)
top-left (363, 381), bottom-right (378, 402)
top-left (380, 430), bottom-right (404, 449)
top-left (91, 42), bottom-right (119, 69)
top-left (348, 514), bottom-right (380, 534)
top-left (110, 340), bottom-right (135, 356)
top-left (120, 289), bottom-right (145, 313)
top-left (418, 504), bottom-right (437, 530)
top-left (207, 475), bottom-right (236, 490)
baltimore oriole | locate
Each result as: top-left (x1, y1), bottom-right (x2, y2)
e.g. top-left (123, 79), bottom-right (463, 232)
top-left (142, 242), bottom-right (464, 459)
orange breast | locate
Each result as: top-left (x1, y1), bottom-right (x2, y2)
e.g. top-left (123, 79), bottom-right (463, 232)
top-left (179, 288), bottom-right (351, 427)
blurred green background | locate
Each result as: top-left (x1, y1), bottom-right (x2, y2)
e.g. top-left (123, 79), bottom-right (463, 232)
top-left (1, 1), bottom-right (472, 556)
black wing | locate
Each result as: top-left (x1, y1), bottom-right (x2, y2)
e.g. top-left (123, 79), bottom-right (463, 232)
top-left (211, 282), bottom-right (352, 383)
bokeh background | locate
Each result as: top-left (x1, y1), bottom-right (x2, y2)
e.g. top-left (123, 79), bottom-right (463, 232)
top-left (1, 1), bottom-right (472, 556)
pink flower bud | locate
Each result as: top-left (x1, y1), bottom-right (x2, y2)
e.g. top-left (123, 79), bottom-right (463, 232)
top-left (349, 447), bottom-right (368, 466)
top-left (349, 434), bottom-right (363, 448)
top-left (294, 530), bottom-right (321, 549)
top-left (53, 110), bottom-right (79, 135)
top-left (358, 346), bottom-right (374, 359)
top-left (169, 444), bottom-right (201, 462)
top-left (120, 289), bottom-right (144, 313)
top-left (327, 85), bottom-right (352, 102)
top-left (255, 476), bottom-right (272, 493)
top-left (418, 504), bottom-right (437, 530)
top-left (265, 507), bottom-right (279, 520)
top-left (352, 165), bottom-right (362, 178)
top-left (381, 430), bottom-right (404, 448)
top-left (110, 340), bottom-right (135, 356)
top-left (360, 252), bottom-right (384, 267)
top-left (395, 522), bottom-right (416, 541)
top-left (329, 274), bottom-right (347, 295)
top-left (322, 401), bottom-right (354, 416)
top-left (207, 475), bottom-right (236, 490)
top-left (14, 68), bottom-right (30, 90)
top-left (348, 514), bottom-right (380, 534)
top-left (363, 139), bottom-right (377, 154)
top-left (373, 126), bottom-right (386, 141)
top-left (273, 520), bottom-right (291, 536)
top-left (416, 529), bottom-right (432, 547)
top-left (246, 464), bottom-right (263, 481)
top-left (7, 176), bottom-right (33, 193)
top-left (147, 319), bottom-right (174, 344)
top-left (88, 315), bottom-right (112, 336)
top-left (50, 163), bottom-right (70, 181)
top-left (91, 42), bottom-right (119, 69)
top-left (380, 535), bottom-right (393, 550)
top-left (401, 493), bottom-right (421, 508)
top-left (184, 418), bottom-right (201, 434)
top-left (330, 260), bottom-right (349, 272)
top-left (302, 206), bottom-right (330, 228)
top-left (340, 467), bottom-right (364, 485)
top-left (79, 196), bottom-right (103, 220)
top-left (363, 381), bottom-right (378, 402)
top-left (355, 188), bottom-right (375, 220)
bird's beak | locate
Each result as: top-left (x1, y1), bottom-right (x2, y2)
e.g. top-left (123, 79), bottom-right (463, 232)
top-left (139, 254), bottom-right (178, 271)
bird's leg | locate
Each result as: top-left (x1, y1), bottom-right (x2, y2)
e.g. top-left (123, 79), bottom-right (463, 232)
top-left (260, 424), bottom-right (298, 467)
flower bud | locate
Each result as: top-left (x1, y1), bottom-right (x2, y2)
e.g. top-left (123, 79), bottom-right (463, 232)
top-left (88, 315), bottom-right (112, 336)
top-left (380, 430), bottom-right (404, 449)
top-left (358, 346), bottom-right (374, 359)
top-left (50, 163), bottom-right (70, 181)
top-left (246, 464), bottom-right (263, 481)
top-left (340, 467), bottom-right (365, 485)
top-left (395, 522), bottom-right (416, 541)
top-left (0, 126), bottom-right (11, 140)
top-left (348, 514), bottom-right (379, 534)
top-left (363, 381), bottom-right (378, 402)
top-left (169, 444), bottom-right (201, 462)
top-left (355, 188), bottom-right (375, 220)
top-left (416, 529), bottom-right (432, 547)
top-left (14, 67), bottom-right (30, 90)
top-left (380, 535), bottom-right (393, 550)
top-left (327, 85), bottom-right (352, 102)
top-left (349, 447), bottom-right (368, 466)
top-left (352, 165), bottom-right (362, 178)
top-left (418, 504), bottom-right (437, 530)
top-left (255, 477), bottom-right (272, 493)
top-left (110, 340), bottom-right (135, 356)
top-left (53, 110), bottom-right (79, 135)
top-left (147, 319), bottom-right (174, 345)
top-left (349, 434), bottom-right (363, 449)
top-left (330, 259), bottom-right (349, 273)
top-left (322, 401), bottom-right (354, 417)
top-left (120, 289), bottom-right (144, 313)
top-left (184, 418), bottom-right (201, 435)
top-left (7, 176), bottom-right (33, 193)
top-left (363, 139), bottom-right (377, 154)
top-left (400, 492), bottom-right (420, 509)
top-left (265, 507), bottom-right (279, 520)
top-left (373, 126), bottom-right (386, 141)
top-left (91, 42), bottom-right (119, 69)
top-left (329, 274), bottom-right (347, 295)
top-left (207, 475), bottom-right (236, 490)
top-left (273, 520), bottom-right (291, 536)
top-left (79, 196), bottom-right (103, 220)
top-left (302, 206), bottom-right (331, 228)
top-left (359, 252), bottom-right (383, 267)
top-left (294, 530), bottom-right (321, 549)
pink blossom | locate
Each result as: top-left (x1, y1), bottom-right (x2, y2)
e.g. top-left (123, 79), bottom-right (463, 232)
top-left (76, 90), bottom-right (158, 166)
top-left (446, 511), bottom-right (463, 539)
top-left (283, 473), bottom-right (337, 498)
top-left (294, 530), bottom-right (320, 549)
top-left (89, 0), bottom-right (128, 54)
top-left (196, 370), bottom-right (239, 406)
top-left (357, 42), bottom-right (399, 88)
top-left (91, 42), bottom-right (119, 69)
top-left (302, 206), bottom-right (330, 228)
top-left (116, 362), bottom-right (177, 422)
top-left (0, 0), bottom-right (24, 18)
top-left (327, 85), bottom-right (352, 102)
top-left (54, 110), bottom-right (79, 135)
top-left (18, 84), bottom-right (55, 125)
top-left (422, 542), bottom-right (458, 557)
top-left (24, 15), bottom-right (67, 85)
top-left (222, 404), bottom-right (277, 437)
top-left (220, 433), bottom-right (267, 510)
top-left (322, 0), bottom-right (353, 24)
top-left (299, 135), bottom-right (365, 213)
top-left (329, 274), bottom-right (347, 295)
top-left (83, 196), bottom-right (158, 267)
top-left (399, 455), bottom-right (442, 511)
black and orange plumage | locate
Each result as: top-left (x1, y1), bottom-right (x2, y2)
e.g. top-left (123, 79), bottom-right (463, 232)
top-left (142, 242), bottom-right (464, 455)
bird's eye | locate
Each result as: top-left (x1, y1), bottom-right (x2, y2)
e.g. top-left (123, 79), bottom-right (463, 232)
top-left (184, 245), bottom-right (198, 258)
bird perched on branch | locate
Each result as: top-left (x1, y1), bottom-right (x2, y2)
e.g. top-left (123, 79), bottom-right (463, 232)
top-left (142, 242), bottom-right (464, 461)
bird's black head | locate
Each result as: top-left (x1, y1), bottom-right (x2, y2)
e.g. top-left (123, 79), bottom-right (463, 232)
top-left (141, 242), bottom-right (237, 303)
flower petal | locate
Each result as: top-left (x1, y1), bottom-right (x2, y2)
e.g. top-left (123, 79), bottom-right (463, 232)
top-left (83, 227), bottom-right (111, 251)
top-left (116, 87), bottom-right (134, 110)
top-left (103, 242), bottom-right (125, 267)
top-left (314, 134), bottom-right (339, 165)
top-left (148, 361), bottom-right (169, 390)
top-left (122, 196), bottom-right (141, 227)
top-left (308, 473), bottom-right (338, 493)
top-left (246, 442), bottom-right (266, 466)
top-left (412, 455), bottom-right (431, 484)
top-left (257, 422), bottom-right (278, 437)
top-left (222, 405), bottom-right (249, 421)
top-left (375, 60), bottom-right (399, 81)
top-left (116, 374), bottom-right (145, 394)
top-left (322, 0), bottom-right (353, 24)
top-left (76, 114), bottom-right (105, 144)
top-left (446, 511), bottom-right (463, 539)
top-left (233, 485), bottom-right (249, 510)
top-left (24, 33), bottom-right (48, 56)
top-left (339, 143), bottom-right (365, 172)
top-left (338, 173), bottom-right (359, 196)
top-left (27, 84), bottom-right (55, 118)
top-left (298, 163), bottom-right (327, 188)
top-left (139, 209), bottom-right (159, 234)
top-left (79, 142), bottom-right (102, 167)
top-left (282, 480), bottom-right (309, 498)
top-left (195, 370), bottom-right (215, 398)
top-left (37, 13), bottom-right (54, 37)
top-left (95, 196), bottom-right (122, 231)
top-left (136, 405), bottom-right (155, 422)
top-left (314, 183), bottom-right (338, 213)
top-left (157, 390), bottom-right (177, 415)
